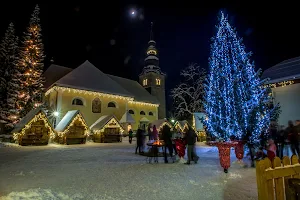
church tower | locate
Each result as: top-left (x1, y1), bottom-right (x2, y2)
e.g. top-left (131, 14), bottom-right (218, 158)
top-left (139, 22), bottom-right (166, 119)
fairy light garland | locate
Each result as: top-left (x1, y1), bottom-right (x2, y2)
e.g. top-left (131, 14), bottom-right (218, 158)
top-left (45, 86), bottom-right (134, 101)
top-left (128, 100), bottom-right (159, 107)
top-left (45, 86), bottom-right (159, 107)
top-left (57, 114), bottom-right (89, 137)
top-left (98, 118), bottom-right (124, 133)
top-left (264, 80), bottom-right (294, 88)
top-left (13, 112), bottom-right (55, 142)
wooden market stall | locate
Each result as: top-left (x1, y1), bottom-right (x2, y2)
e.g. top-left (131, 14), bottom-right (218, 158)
top-left (55, 110), bottom-right (88, 144)
top-left (193, 112), bottom-right (207, 141)
top-left (90, 115), bottom-right (124, 143)
top-left (150, 119), bottom-right (173, 138)
top-left (11, 108), bottom-right (55, 146)
top-left (119, 111), bottom-right (135, 135)
top-left (174, 120), bottom-right (189, 133)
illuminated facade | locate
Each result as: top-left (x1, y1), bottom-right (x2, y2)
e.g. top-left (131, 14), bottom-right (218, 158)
top-left (262, 56), bottom-right (300, 125)
top-left (44, 61), bottom-right (159, 131)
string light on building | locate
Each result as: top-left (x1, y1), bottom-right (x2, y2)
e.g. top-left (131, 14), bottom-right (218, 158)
top-left (57, 114), bottom-right (89, 138)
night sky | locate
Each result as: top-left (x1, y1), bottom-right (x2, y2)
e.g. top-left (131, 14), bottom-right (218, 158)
top-left (0, 1), bottom-right (299, 114)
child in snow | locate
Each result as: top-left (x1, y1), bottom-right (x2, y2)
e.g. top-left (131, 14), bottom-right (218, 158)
top-left (267, 138), bottom-right (276, 160)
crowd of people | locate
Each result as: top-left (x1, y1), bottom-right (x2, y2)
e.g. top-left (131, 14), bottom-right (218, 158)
top-left (255, 120), bottom-right (300, 160)
top-left (130, 124), bottom-right (199, 165)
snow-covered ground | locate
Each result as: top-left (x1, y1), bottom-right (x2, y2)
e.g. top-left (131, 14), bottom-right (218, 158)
top-left (0, 139), bottom-right (257, 200)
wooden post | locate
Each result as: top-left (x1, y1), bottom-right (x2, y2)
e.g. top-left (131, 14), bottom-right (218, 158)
top-left (273, 157), bottom-right (284, 200)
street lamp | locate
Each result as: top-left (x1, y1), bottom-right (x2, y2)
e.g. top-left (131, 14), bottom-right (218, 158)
top-left (53, 111), bottom-right (59, 117)
top-left (171, 119), bottom-right (175, 123)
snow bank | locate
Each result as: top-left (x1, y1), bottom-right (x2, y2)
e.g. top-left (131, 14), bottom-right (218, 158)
top-left (0, 142), bottom-right (20, 148)
top-left (0, 189), bottom-right (84, 200)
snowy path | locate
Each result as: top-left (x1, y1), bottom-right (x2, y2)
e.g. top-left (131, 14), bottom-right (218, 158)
top-left (0, 140), bottom-right (257, 200)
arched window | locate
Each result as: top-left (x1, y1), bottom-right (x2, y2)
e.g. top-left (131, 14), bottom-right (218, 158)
top-left (149, 112), bottom-right (154, 116)
top-left (156, 78), bottom-right (161, 85)
top-left (129, 110), bottom-right (135, 114)
top-left (108, 102), bottom-right (116, 108)
top-left (72, 98), bottom-right (84, 106)
top-left (92, 98), bottom-right (101, 113)
top-left (140, 111), bottom-right (145, 115)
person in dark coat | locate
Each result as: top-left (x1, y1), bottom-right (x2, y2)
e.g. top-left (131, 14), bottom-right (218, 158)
top-left (148, 125), bottom-right (153, 140)
top-left (184, 125), bottom-right (199, 165)
top-left (128, 129), bottom-right (133, 144)
top-left (161, 125), bottom-right (174, 163)
top-left (135, 128), bottom-right (143, 154)
top-left (286, 120), bottom-right (299, 156)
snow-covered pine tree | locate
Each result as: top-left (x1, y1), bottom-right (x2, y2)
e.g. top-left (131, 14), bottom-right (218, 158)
top-left (19, 4), bottom-right (45, 118)
top-left (204, 11), bottom-right (278, 143)
top-left (0, 23), bottom-right (20, 129)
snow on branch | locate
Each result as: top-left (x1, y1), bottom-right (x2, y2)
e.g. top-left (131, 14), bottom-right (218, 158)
top-left (171, 64), bottom-right (206, 118)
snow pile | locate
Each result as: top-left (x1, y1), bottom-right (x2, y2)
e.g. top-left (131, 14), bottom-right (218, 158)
top-left (0, 142), bottom-right (19, 148)
top-left (0, 189), bottom-right (84, 200)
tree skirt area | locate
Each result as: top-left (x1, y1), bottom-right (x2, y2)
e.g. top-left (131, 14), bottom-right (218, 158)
top-left (0, 140), bottom-right (257, 200)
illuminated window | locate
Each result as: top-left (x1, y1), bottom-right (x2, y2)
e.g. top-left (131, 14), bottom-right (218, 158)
top-left (156, 78), bottom-right (161, 85)
top-left (147, 50), bottom-right (157, 55)
top-left (143, 79), bottom-right (148, 86)
top-left (140, 111), bottom-right (145, 115)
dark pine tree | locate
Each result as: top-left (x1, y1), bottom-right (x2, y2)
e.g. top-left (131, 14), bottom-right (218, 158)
top-left (204, 12), bottom-right (279, 143)
top-left (0, 23), bottom-right (21, 130)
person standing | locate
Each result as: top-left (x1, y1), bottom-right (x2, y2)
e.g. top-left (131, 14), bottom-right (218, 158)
top-left (135, 128), bottom-right (143, 154)
top-left (161, 125), bottom-right (174, 163)
top-left (153, 125), bottom-right (158, 140)
top-left (286, 120), bottom-right (299, 156)
top-left (128, 129), bottom-right (133, 144)
top-left (148, 125), bottom-right (153, 141)
top-left (184, 125), bottom-right (199, 165)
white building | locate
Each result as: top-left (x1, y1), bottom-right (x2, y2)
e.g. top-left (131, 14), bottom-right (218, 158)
top-left (262, 56), bottom-right (300, 126)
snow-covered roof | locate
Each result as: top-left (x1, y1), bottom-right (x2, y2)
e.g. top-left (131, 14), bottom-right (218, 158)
top-left (145, 56), bottom-right (159, 61)
top-left (140, 117), bottom-right (150, 122)
top-left (262, 56), bottom-right (300, 83)
top-left (11, 108), bottom-right (52, 133)
top-left (90, 115), bottom-right (121, 130)
top-left (193, 112), bottom-right (206, 131)
top-left (119, 112), bottom-right (135, 124)
top-left (52, 61), bottom-right (134, 98)
top-left (45, 60), bottom-right (159, 104)
top-left (43, 64), bottom-right (73, 89)
top-left (108, 75), bottom-right (159, 104)
top-left (55, 110), bottom-right (86, 132)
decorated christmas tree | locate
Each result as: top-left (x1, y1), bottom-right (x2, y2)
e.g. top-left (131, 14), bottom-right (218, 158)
top-left (19, 4), bottom-right (45, 118)
top-left (204, 12), bottom-right (277, 143)
top-left (0, 23), bottom-right (21, 129)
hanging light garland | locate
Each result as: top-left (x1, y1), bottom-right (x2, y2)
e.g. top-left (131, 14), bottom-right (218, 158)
top-left (263, 80), bottom-right (294, 88)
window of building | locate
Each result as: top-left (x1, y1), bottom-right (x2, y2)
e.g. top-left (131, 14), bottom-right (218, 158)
top-left (149, 112), bottom-right (154, 116)
top-left (143, 79), bottom-right (148, 86)
top-left (92, 98), bottom-right (101, 113)
top-left (108, 102), bottom-right (117, 108)
top-left (129, 110), bottom-right (135, 114)
top-left (140, 111), bottom-right (145, 115)
top-left (156, 78), bottom-right (161, 85)
top-left (72, 98), bottom-right (84, 106)
top-left (147, 50), bottom-right (157, 55)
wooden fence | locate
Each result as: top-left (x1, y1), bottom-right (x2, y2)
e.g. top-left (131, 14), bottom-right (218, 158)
top-left (256, 155), bottom-right (300, 200)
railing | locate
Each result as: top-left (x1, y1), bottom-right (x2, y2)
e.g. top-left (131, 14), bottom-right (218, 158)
top-left (256, 155), bottom-right (300, 200)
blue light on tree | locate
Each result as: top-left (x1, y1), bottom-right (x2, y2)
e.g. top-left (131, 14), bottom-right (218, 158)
top-left (204, 11), bottom-right (278, 142)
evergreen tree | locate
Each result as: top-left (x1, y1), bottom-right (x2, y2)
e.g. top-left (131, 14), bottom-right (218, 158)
top-left (0, 23), bottom-right (20, 129)
top-left (19, 4), bottom-right (45, 117)
top-left (204, 12), bottom-right (278, 143)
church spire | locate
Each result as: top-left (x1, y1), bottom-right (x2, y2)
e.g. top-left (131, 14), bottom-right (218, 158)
top-left (150, 22), bottom-right (154, 41)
